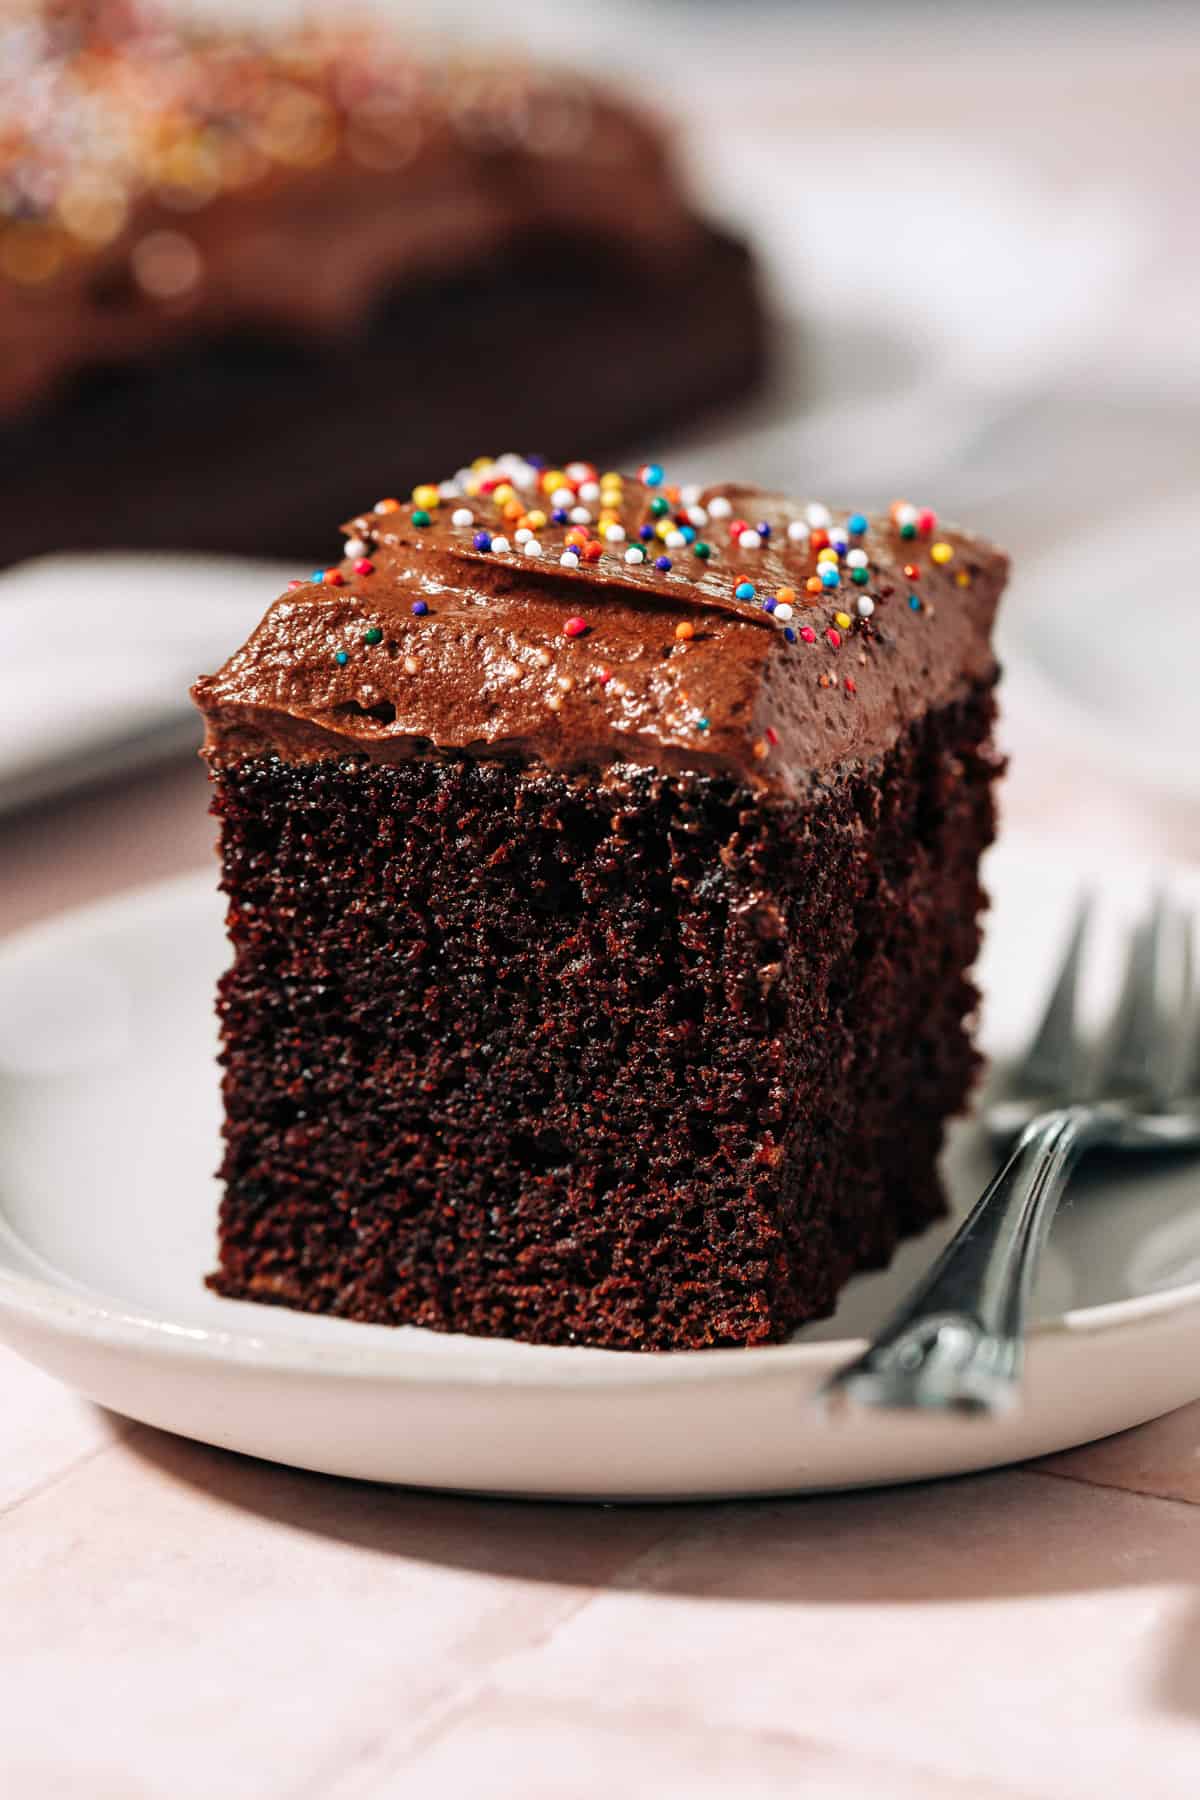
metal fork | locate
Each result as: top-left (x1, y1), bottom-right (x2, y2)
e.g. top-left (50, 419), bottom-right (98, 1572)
top-left (822, 895), bottom-right (1200, 1416)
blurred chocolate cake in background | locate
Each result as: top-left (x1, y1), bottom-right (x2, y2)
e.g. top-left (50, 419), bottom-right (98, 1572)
top-left (0, 1), bottom-right (766, 568)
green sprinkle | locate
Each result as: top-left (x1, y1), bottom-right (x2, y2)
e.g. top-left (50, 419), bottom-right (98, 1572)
top-left (364, 627), bottom-right (383, 645)
top-left (650, 495), bottom-right (670, 517)
top-left (899, 520), bottom-right (916, 540)
top-left (697, 716), bottom-right (710, 731)
top-left (851, 566), bottom-right (869, 585)
top-left (693, 541), bottom-right (712, 560)
top-left (411, 508), bottom-right (432, 527)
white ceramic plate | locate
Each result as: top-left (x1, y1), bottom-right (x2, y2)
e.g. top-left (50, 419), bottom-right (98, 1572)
top-left (0, 839), bottom-right (1198, 1500)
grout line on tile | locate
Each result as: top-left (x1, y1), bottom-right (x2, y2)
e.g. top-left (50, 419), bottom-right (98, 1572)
top-left (0, 1422), bottom-right (129, 1525)
top-left (1022, 1463), bottom-right (1200, 1510)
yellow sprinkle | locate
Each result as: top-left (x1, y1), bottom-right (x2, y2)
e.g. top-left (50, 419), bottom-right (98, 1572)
top-left (656, 520), bottom-right (673, 540)
top-left (541, 469), bottom-right (568, 494)
top-left (601, 471), bottom-right (623, 487)
top-left (955, 570), bottom-right (972, 588)
top-left (471, 456), bottom-right (492, 470)
top-left (525, 509), bottom-right (547, 530)
top-left (492, 482), bottom-right (515, 506)
top-left (464, 478), bottom-right (481, 497)
top-left (931, 541), bottom-right (954, 565)
top-left (816, 547), bottom-right (839, 565)
top-left (412, 484), bottom-right (440, 510)
top-left (834, 611), bottom-right (852, 630)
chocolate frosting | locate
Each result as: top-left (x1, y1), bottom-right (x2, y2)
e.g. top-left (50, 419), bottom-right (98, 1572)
top-left (194, 460), bottom-right (1007, 801)
top-left (0, 4), bottom-right (698, 418)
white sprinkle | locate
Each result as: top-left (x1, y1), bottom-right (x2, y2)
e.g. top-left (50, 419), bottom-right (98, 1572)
top-left (344, 535), bottom-right (368, 560)
top-left (624, 545), bottom-right (646, 564)
top-left (490, 535), bottom-right (511, 553)
top-left (846, 548), bottom-right (869, 569)
top-left (438, 480), bottom-right (462, 500)
top-left (680, 483), bottom-right (703, 506)
top-left (569, 506), bottom-right (592, 525)
top-left (454, 467), bottom-right (474, 490)
top-left (828, 528), bottom-right (850, 553)
top-left (578, 481), bottom-right (601, 503)
top-left (550, 486), bottom-right (575, 509)
top-left (664, 530), bottom-right (686, 549)
top-left (524, 539), bottom-right (543, 557)
top-left (686, 505), bottom-right (709, 527)
top-left (774, 603), bottom-right (794, 623)
top-left (403, 655), bottom-right (421, 675)
top-left (514, 527), bottom-right (533, 544)
top-left (895, 502), bottom-right (919, 527)
top-left (451, 508), bottom-right (474, 529)
top-left (856, 596), bottom-right (876, 618)
top-left (787, 520), bottom-right (810, 544)
top-left (806, 503), bottom-right (832, 528)
top-left (560, 551), bottom-right (580, 569)
top-left (708, 495), bottom-right (732, 519)
top-left (604, 523), bottom-right (627, 543)
top-left (738, 529), bottom-right (762, 550)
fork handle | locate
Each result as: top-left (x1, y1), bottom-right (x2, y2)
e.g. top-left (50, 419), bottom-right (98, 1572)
top-left (822, 1105), bottom-right (1107, 1415)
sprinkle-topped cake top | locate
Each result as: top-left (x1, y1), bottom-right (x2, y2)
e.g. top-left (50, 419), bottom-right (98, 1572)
top-left (0, 3), bottom-right (692, 417)
top-left (195, 455), bottom-right (1008, 798)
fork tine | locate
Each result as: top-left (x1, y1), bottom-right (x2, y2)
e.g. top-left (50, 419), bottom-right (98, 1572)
top-left (1010, 893), bottom-right (1092, 1098)
top-left (1104, 892), bottom-right (1188, 1106)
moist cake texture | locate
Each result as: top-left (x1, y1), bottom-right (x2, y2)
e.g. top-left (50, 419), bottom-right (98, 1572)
top-left (194, 458), bottom-right (1007, 1350)
top-left (0, 4), bottom-right (763, 564)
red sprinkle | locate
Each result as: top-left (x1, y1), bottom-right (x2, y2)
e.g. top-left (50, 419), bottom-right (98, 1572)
top-left (596, 667), bottom-right (612, 685)
top-left (581, 541), bottom-right (603, 563)
top-left (846, 676), bottom-right (857, 694)
top-left (917, 509), bottom-right (937, 536)
top-left (729, 517), bottom-right (750, 539)
top-left (765, 726), bottom-right (780, 746)
top-left (353, 558), bottom-right (375, 576)
top-left (564, 616), bottom-right (589, 638)
top-left (799, 625), bottom-right (817, 644)
top-left (904, 564), bottom-right (920, 581)
top-left (324, 570), bottom-right (344, 586)
top-left (827, 628), bottom-right (842, 649)
top-left (809, 528), bottom-right (830, 553)
top-left (287, 579), bottom-right (304, 589)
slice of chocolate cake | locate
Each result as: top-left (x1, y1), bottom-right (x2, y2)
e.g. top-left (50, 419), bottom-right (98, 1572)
top-left (0, 4), bottom-right (763, 567)
top-left (193, 458), bottom-right (1007, 1351)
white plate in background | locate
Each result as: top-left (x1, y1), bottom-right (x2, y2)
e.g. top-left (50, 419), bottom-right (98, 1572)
top-left (0, 837), bottom-right (1198, 1499)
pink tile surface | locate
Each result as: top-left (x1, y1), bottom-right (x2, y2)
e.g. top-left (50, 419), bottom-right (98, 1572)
top-left (1035, 1404), bottom-right (1200, 1506)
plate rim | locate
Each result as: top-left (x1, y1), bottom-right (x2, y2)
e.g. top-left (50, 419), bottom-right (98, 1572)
top-left (2, 851), bottom-right (1200, 1394)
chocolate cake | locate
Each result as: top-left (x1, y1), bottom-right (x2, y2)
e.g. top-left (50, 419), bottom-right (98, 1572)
top-left (194, 457), bottom-right (1007, 1351)
top-left (0, 4), bottom-right (764, 567)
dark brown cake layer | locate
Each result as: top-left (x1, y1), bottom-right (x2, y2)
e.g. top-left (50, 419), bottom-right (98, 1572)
top-left (0, 230), bottom-right (764, 566)
top-left (207, 678), bottom-right (997, 1350)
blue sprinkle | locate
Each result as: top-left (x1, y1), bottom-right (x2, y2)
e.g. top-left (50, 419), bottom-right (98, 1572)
top-left (473, 531), bottom-right (492, 552)
top-left (527, 453), bottom-right (547, 469)
top-left (820, 566), bottom-right (840, 588)
top-left (412, 600), bottom-right (429, 616)
top-left (848, 512), bottom-right (868, 535)
top-left (735, 581), bottom-right (756, 600)
top-left (756, 520), bottom-right (772, 539)
top-left (642, 462), bottom-right (664, 487)
top-left (784, 627), bottom-right (797, 642)
top-left (680, 525), bottom-right (697, 543)
top-left (552, 508), bottom-right (569, 525)
top-left (697, 716), bottom-right (710, 731)
top-left (909, 593), bottom-right (921, 610)
top-left (334, 650), bottom-right (348, 666)
top-left (761, 597), bottom-right (777, 613)
top-left (310, 570), bottom-right (325, 584)
top-left (655, 556), bottom-right (672, 572)
top-left (639, 523), bottom-right (655, 541)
